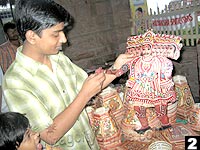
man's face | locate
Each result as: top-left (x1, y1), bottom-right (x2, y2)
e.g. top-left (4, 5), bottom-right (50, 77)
top-left (7, 28), bottom-right (19, 40)
top-left (34, 22), bottom-right (67, 55)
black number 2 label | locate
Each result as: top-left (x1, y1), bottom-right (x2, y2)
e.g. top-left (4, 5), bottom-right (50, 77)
top-left (187, 138), bottom-right (197, 150)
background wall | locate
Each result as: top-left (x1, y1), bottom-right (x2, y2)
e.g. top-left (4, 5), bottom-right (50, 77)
top-left (55, 0), bottom-right (132, 69)
top-left (173, 46), bottom-right (199, 100)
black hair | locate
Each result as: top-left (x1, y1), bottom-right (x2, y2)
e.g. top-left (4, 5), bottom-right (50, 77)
top-left (3, 22), bottom-right (16, 34)
top-left (0, 112), bottom-right (29, 150)
top-left (14, 0), bottom-right (74, 41)
top-left (136, 7), bottom-right (143, 13)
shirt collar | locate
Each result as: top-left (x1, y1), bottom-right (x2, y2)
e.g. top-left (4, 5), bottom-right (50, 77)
top-left (15, 46), bottom-right (60, 75)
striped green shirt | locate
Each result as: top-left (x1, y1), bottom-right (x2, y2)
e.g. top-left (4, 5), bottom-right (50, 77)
top-left (3, 47), bottom-right (99, 150)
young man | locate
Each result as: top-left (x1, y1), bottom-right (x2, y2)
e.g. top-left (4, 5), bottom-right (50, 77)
top-left (0, 112), bottom-right (43, 150)
top-left (3, 0), bottom-right (133, 149)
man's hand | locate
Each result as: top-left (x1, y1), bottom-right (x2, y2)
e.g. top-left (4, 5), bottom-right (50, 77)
top-left (80, 72), bottom-right (106, 100)
top-left (113, 53), bottom-right (134, 70)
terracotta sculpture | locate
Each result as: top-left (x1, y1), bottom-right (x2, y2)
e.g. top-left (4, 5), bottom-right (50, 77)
top-left (106, 30), bottom-right (183, 134)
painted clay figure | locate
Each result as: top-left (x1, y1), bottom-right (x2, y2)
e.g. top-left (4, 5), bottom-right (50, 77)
top-left (105, 30), bottom-right (183, 134)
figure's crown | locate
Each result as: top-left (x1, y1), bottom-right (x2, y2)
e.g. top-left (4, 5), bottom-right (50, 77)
top-left (126, 30), bottom-right (183, 60)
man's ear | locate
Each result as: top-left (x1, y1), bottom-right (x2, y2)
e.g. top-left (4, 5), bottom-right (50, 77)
top-left (15, 141), bottom-right (20, 150)
top-left (25, 30), bottom-right (37, 44)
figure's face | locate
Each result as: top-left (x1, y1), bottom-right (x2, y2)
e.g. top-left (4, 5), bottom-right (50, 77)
top-left (34, 22), bottom-right (67, 55)
top-left (136, 10), bottom-right (143, 18)
top-left (18, 129), bottom-right (42, 150)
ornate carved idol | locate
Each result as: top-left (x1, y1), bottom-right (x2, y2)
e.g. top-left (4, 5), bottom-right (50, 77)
top-left (107, 30), bottom-right (183, 135)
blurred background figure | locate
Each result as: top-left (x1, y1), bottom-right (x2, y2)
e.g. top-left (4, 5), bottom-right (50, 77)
top-left (3, 22), bottom-right (22, 49)
top-left (135, 7), bottom-right (143, 18)
top-left (0, 22), bottom-right (21, 74)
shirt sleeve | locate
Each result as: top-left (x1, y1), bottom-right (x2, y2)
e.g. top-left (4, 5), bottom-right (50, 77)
top-left (4, 89), bottom-right (53, 132)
